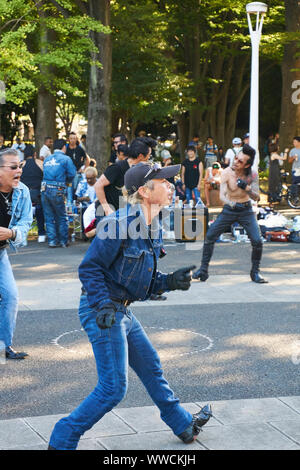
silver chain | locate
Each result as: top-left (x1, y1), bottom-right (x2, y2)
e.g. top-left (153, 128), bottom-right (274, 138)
top-left (0, 191), bottom-right (12, 206)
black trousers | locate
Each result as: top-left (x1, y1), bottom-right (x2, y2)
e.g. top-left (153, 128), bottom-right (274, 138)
top-left (201, 203), bottom-right (263, 271)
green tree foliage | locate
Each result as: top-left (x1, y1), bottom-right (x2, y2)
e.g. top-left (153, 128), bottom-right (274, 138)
top-left (156, 0), bottom-right (286, 146)
top-left (111, 0), bottom-right (191, 136)
top-left (109, 0), bottom-right (287, 149)
top-left (0, 0), bottom-right (108, 106)
top-left (0, 0), bottom-right (295, 154)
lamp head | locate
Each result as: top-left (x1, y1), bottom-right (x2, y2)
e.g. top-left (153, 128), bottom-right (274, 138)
top-left (246, 2), bottom-right (268, 14)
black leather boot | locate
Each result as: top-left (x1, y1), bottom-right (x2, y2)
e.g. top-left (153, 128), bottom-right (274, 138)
top-left (178, 404), bottom-right (212, 443)
top-left (250, 246), bottom-right (268, 283)
top-left (192, 242), bottom-right (214, 281)
top-left (5, 346), bottom-right (28, 360)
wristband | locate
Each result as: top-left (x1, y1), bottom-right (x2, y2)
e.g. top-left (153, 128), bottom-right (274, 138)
top-left (10, 229), bottom-right (16, 241)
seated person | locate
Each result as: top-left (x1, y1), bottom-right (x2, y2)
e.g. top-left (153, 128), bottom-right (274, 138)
top-left (75, 166), bottom-right (98, 209)
top-left (204, 162), bottom-right (222, 207)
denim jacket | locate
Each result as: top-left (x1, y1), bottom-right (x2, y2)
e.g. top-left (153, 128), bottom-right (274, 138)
top-left (78, 203), bottom-right (170, 311)
top-left (43, 150), bottom-right (76, 186)
top-left (8, 182), bottom-right (33, 251)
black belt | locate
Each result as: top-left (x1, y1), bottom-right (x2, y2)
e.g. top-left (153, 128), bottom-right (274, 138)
top-left (237, 201), bottom-right (251, 208)
top-left (231, 201), bottom-right (252, 209)
top-left (81, 288), bottom-right (132, 306)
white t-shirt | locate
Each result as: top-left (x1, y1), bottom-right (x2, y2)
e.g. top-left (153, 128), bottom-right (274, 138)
top-left (39, 144), bottom-right (51, 160)
top-left (289, 147), bottom-right (300, 175)
top-left (87, 184), bottom-right (96, 202)
top-left (83, 201), bottom-right (96, 228)
top-left (225, 146), bottom-right (242, 167)
top-left (206, 167), bottom-right (221, 183)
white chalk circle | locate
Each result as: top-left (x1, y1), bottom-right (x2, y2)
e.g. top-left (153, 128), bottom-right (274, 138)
top-left (51, 327), bottom-right (213, 360)
top-left (144, 327), bottom-right (213, 360)
top-left (51, 328), bottom-right (91, 356)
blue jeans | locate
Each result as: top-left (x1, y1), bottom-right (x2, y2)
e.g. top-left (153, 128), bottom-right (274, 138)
top-left (41, 188), bottom-right (69, 245)
top-left (0, 249), bottom-right (19, 347)
top-left (185, 187), bottom-right (201, 204)
top-left (49, 296), bottom-right (192, 450)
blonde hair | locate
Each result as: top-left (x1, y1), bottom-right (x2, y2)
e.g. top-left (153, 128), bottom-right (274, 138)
top-left (85, 166), bottom-right (98, 177)
top-left (122, 180), bottom-right (155, 205)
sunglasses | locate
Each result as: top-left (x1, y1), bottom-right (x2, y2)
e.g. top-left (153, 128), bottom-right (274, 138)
top-left (0, 162), bottom-right (25, 170)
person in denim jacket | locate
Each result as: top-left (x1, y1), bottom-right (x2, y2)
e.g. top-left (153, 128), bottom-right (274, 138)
top-left (41, 139), bottom-right (76, 247)
top-left (0, 149), bottom-right (33, 360)
top-left (48, 161), bottom-right (212, 450)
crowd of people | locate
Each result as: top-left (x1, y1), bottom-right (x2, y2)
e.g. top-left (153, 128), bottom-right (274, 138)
top-left (0, 128), bottom-right (297, 250)
top-left (0, 130), bottom-right (299, 247)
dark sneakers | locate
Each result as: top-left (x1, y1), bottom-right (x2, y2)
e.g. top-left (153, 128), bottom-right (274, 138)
top-left (178, 404), bottom-right (212, 444)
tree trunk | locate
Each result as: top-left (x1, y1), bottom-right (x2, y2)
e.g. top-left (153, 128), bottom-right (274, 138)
top-left (279, 0), bottom-right (300, 151)
top-left (176, 113), bottom-right (189, 161)
top-left (86, 0), bottom-right (112, 173)
top-left (35, 12), bottom-right (57, 155)
top-left (35, 89), bottom-right (56, 155)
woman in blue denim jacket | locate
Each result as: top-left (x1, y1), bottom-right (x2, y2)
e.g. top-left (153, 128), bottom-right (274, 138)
top-left (0, 149), bottom-right (33, 360)
top-left (49, 161), bottom-right (212, 450)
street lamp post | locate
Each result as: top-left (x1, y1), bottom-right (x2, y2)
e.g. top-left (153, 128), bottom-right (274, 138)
top-left (246, 2), bottom-right (268, 171)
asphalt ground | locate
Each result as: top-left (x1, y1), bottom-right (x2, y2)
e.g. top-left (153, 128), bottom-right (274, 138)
top-left (1, 238), bottom-right (299, 421)
top-left (1, 302), bottom-right (299, 421)
top-left (9, 237), bottom-right (300, 280)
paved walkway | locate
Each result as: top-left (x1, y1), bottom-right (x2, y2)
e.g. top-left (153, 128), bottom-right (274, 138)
top-left (0, 396), bottom-right (299, 450)
top-left (17, 273), bottom-right (300, 310)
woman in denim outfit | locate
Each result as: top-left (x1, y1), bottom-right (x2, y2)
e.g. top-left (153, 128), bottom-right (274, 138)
top-left (0, 149), bottom-right (33, 359)
top-left (49, 161), bottom-right (212, 450)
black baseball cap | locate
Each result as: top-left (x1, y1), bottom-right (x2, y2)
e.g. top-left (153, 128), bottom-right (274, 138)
top-left (124, 162), bottom-right (180, 195)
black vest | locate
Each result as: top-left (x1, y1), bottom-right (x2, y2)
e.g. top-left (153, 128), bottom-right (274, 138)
top-left (21, 158), bottom-right (43, 190)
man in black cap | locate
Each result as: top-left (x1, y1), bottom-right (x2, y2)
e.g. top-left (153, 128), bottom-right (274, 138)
top-left (193, 144), bottom-right (267, 284)
top-left (48, 161), bottom-right (212, 450)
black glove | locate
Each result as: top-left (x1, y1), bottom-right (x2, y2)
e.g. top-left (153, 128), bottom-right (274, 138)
top-left (96, 303), bottom-right (117, 330)
top-left (167, 265), bottom-right (196, 291)
top-left (236, 178), bottom-right (248, 190)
